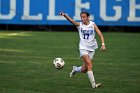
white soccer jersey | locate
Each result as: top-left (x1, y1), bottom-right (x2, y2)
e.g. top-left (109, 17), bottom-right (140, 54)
top-left (77, 21), bottom-right (98, 51)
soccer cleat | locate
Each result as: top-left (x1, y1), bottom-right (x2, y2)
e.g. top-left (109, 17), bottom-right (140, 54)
top-left (92, 83), bottom-right (102, 88)
top-left (70, 66), bottom-right (77, 77)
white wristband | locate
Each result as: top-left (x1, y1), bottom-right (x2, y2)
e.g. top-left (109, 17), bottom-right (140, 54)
top-left (102, 43), bottom-right (105, 46)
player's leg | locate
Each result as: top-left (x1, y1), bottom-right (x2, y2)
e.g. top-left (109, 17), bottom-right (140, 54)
top-left (70, 65), bottom-right (82, 77)
top-left (82, 54), bottom-right (96, 88)
top-left (70, 50), bottom-right (93, 77)
top-left (70, 50), bottom-right (87, 77)
top-left (82, 52), bottom-right (101, 88)
top-left (70, 61), bottom-right (88, 77)
top-left (81, 62), bottom-right (87, 73)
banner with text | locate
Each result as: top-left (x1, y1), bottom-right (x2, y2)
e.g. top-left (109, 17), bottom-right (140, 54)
top-left (0, 0), bottom-right (140, 26)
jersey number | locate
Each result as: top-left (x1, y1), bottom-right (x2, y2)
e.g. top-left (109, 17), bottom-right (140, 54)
top-left (83, 34), bottom-right (89, 39)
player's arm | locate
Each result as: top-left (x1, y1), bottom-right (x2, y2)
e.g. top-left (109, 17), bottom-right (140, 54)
top-left (60, 11), bottom-right (80, 27)
top-left (94, 24), bottom-right (106, 51)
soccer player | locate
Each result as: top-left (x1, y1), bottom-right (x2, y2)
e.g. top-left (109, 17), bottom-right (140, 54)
top-left (60, 11), bottom-right (106, 88)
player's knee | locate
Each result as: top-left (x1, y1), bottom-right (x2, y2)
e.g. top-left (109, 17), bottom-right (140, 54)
top-left (81, 67), bottom-right (87, 73)
top-left (87, 63), bottom-right (92, 70)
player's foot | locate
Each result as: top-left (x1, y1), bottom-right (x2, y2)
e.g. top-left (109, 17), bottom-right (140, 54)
top-left (70, 66), bottom-right (76, 77)
top-left (92, 83), bottom-right (102, 88)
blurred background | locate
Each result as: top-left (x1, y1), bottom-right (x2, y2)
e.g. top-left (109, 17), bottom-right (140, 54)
top-left (0, 0), bottom-right (140, 31)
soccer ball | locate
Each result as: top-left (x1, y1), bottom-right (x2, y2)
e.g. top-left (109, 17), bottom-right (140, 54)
top-left (53, 58), bottom-right (65, 69)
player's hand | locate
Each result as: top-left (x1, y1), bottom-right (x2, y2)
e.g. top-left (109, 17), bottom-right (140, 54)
top-left (100, 45), bottom-right (106, 52)
top-left (60, 11), bottom-right (65, 16)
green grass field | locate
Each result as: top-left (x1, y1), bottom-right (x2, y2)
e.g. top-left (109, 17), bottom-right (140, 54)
top-left (0, 31), bottom-right (140, 93)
